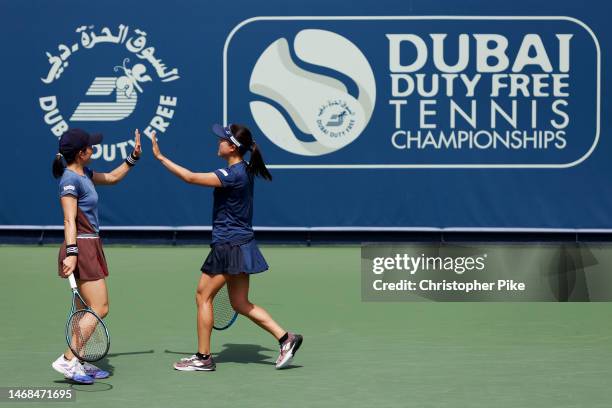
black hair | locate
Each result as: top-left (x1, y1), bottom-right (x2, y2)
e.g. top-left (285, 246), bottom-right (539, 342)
top-left (230, 124), bottom-right (272, 181)
top-left (52, 149), bottom-right (80, 179)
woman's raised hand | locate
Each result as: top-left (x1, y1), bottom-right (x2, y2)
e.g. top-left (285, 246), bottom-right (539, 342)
top-left (133, 129), bottom-right (142, 158)
top-left (150, 130), bottom-right (163, 160)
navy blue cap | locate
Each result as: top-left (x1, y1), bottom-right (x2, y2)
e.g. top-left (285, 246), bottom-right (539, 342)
top-left (212, 123), bottom-right (243, 148)
top-left (59, 129), bottom-right (103, 154)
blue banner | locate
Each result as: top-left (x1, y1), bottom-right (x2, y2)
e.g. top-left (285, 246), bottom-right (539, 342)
top-left (0, 0), bottom-right (610, 229)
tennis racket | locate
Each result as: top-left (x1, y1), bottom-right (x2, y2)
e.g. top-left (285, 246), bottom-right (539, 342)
top-left (65, 274), bottom-right (110, 362)
top-left (213, 283), bottom-right (238, 330)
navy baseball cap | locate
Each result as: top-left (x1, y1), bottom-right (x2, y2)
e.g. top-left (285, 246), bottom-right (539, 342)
top-left (59, 129), bottom-right (103, 154)
top-left (212, 123), bottom-right (243, 148)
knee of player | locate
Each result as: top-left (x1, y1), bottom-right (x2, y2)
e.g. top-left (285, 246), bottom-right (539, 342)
top-left (94, 303), bottom-right (109, 318)
top-left (231, 300), bottom-right (253, 315)
top-left (196, 291), bottom-right (213, 307)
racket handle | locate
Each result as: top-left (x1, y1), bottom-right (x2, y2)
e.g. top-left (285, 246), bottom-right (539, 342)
top-left (68, 274), bottom-right (77, 289)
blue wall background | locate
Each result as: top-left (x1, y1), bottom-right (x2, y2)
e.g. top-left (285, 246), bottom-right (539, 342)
top-left (0, 0), bottom-right (609, 229)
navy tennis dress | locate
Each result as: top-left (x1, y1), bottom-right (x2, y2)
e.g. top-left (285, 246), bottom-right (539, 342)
top-left (201, 161), bottom-right (268, 275)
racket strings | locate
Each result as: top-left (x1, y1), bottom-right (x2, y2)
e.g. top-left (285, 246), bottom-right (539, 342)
top-left (67, 310), bottom-right (108, 361)
top-left (213, 285), bottom-right (236, 329)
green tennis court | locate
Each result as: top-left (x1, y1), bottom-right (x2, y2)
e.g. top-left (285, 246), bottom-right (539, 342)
top-left (1, 245), bottom-right (611, 408)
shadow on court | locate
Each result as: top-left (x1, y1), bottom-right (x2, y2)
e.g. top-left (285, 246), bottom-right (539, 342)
top-left (165, 344), bottom-right (303, 369)
top-left (93, 349), bottom-right (155, 375)
top-left (53, 379), bottom-right (113, 392)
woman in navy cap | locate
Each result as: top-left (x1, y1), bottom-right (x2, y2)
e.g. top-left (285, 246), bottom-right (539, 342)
top-left (50, 128), bottom-right (141, 384)
top-left (149, 124), bottom-right (303, 371)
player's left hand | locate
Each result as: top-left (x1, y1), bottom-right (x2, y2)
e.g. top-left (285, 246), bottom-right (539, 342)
top-left (133, 129), bottom-right (142, 158)
top-left (61, 256), bottom-right (77, 278)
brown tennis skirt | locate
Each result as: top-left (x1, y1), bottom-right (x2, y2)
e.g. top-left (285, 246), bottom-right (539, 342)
top-left (58, 235), bottom-right (109, 281)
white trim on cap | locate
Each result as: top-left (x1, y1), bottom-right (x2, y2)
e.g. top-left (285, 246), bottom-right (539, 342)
top-left (229, 135), bottom-right (242, 147)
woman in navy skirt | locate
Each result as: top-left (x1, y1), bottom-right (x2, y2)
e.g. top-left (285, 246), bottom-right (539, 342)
top-left (149, 124), bottom-right (303, 371)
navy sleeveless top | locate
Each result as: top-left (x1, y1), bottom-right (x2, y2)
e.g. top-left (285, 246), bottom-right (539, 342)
top-left (211, 161), bottom-right (254, 245)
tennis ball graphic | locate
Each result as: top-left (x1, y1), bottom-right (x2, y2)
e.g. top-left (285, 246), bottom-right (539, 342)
top-left (249, 29), bottom-right (376, 156)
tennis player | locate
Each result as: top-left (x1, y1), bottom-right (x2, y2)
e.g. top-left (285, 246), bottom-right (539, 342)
top-left (149, 124), bottom-right (303, 371)
top-left (50, 128), bottom-right (142, 384)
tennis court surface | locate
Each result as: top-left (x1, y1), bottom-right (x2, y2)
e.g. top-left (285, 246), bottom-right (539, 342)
top-left (1, 245), bottom-right (611, 408)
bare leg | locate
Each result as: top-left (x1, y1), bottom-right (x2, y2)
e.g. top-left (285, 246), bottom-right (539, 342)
top-left (65, 278), bottom-right (109, 360)
top-left (195, 273), bottom-right (227, 355)
top-left (226, 274), bottom-right (286, 340)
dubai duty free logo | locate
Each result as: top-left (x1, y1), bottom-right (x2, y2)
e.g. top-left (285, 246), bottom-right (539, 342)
top-left (38, 24), bottom-right (180, 162)
top-left (245, 29), bottom-right (375, 157)
top-left (225, 17), bottom-right (600, 169)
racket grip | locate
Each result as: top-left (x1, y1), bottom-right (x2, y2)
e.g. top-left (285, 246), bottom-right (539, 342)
top-left (68, 274), bottom-right (77, 289)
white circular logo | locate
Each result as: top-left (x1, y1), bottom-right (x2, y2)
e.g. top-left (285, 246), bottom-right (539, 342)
top-left (249, 29), bottom-right (376, 156)
top-left (38, 24), bottom-right (180, 162)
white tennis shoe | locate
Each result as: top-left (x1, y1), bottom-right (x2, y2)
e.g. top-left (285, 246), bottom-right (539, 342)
top-left (51, 354), bottom-right (94, 384)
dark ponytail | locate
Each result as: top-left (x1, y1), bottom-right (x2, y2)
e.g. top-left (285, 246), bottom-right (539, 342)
top-left (52, 154), bottom-right (65, 179)
top-left (230, 124), bottom-right (272, 181)
top-left (248, 142), bottom-right (272, 181)
top-left (52, 150), bottom-right (78, 179)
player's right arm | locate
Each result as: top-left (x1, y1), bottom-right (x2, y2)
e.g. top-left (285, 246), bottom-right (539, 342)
top-left (149, 131), bottom-right (222, 187)
top-left (60, 196), bottom-right (78, 277)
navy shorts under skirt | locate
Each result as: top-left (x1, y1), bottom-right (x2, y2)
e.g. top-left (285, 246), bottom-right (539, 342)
top-left (201, 240), bottom-right (269, 275)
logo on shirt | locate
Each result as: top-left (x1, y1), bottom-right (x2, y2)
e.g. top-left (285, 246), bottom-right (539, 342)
top-left (63, 185), bottom-right (75, 191)
top-left (248, 29), bottom-right (376, 156)
top-left (38, 24), bottom-right (180, 162)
